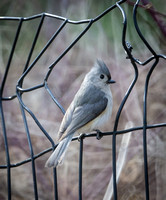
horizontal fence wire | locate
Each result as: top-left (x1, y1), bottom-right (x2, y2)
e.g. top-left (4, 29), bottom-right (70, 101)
top-left (0, 0), bottom-right (166, 200)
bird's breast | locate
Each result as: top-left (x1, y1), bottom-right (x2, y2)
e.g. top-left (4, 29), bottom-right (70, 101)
top-left (92, 94), bottom-right (113, 129)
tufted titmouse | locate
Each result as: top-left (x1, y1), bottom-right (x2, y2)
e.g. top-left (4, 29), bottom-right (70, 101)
top-left (45, 60), bottom-right (115, 168)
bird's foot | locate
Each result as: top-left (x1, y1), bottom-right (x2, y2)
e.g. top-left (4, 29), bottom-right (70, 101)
top-left (95, 129), bottom-right (103, 140)
top-left (78, 133), bottom-right (86, 142)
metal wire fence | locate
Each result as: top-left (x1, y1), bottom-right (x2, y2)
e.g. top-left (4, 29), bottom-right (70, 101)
top-left (0, 0), bottom-right (166, 199)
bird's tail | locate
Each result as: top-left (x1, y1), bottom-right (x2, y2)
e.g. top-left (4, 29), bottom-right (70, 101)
top-left (45, 134), bottom-right (73, 168)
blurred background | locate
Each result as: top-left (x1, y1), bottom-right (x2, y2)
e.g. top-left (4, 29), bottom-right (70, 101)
top-left (0, 0), bottom-right (166, 199)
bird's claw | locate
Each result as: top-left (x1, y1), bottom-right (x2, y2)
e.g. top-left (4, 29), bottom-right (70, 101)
top-left (78, 133), bottom-right (86, 142)
top-left (95, 129), bottom-right (103, 140)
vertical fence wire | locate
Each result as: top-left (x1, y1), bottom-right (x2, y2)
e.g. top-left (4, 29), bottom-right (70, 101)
top-left (0, 1), bottom-right (166, 200)
top-left (79, 137), bottom-right (84, 200)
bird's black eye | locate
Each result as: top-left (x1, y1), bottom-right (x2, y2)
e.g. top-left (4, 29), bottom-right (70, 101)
top-left (100, 74), bottom-right (105, 79)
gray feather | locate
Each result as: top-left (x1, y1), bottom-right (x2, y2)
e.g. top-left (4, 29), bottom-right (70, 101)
top-left (57, 61), bottom-right (111, 141)
top-left (96, 59), bottom-right (111, 79)
top-left (66, 97), bottom-right (108, 135)
top-left (59, 86), bottom-right (108, 141)
top-left (57, 104), bottom-right (74, 140)
top-left (45, 60), bottom-right (112, 167)
top-left (45, 134), bottom-right (74, 168)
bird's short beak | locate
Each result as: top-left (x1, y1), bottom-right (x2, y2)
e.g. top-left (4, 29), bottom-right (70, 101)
top-left (107, 79), bottom-right (116, 84)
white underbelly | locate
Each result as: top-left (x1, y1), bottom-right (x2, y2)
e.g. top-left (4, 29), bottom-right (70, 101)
top-left (91, 97), bottom-right (113, 129)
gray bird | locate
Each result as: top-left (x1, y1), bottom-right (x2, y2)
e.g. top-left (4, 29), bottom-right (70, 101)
top-left (45, 60), bottom-right (115, 167)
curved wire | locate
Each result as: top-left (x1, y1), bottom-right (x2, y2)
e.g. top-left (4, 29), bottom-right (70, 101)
top-left (112, 1), bottom-right (139, 199)
top-left (0, 1), bottom-right (166, 200)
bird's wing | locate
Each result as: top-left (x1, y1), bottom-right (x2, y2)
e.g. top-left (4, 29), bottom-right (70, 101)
top-left (57, 103), bottom-right (74, 140)
top-left (59, 87), bottom-right (108, 141)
